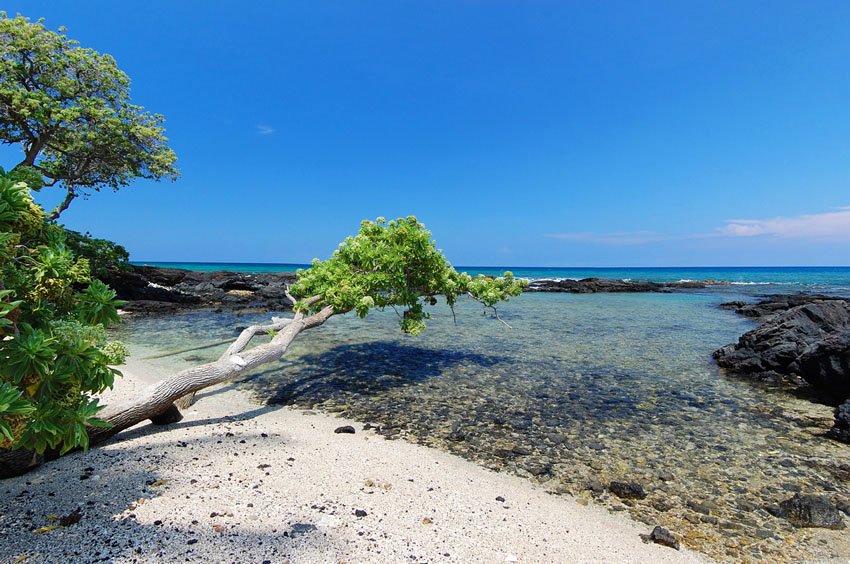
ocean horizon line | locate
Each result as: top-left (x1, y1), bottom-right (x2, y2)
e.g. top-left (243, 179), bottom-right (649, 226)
top-left (132, 261), bottom-right (850, 270)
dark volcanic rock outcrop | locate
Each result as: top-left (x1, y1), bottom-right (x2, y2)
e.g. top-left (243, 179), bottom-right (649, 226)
top-left (713, 300), bottom-right (850, 395)
top-left (715, 295), bottom-right (850, 443)
top-left (526, 277), bottom-right (718, 293)
top-left (106, 266), bottom-right (297, 313)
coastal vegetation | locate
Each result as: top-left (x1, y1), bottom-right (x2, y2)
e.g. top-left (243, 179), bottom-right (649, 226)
top-left (0, 170), bottom-right (126, 460)
top-left (0, 13), bottom-right (178, 219)
top-left (0, 206), bottom-right (525, 475)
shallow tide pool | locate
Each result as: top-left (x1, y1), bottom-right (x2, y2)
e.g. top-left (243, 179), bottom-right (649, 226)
top-left (114, 292), bottom-right (850, 561)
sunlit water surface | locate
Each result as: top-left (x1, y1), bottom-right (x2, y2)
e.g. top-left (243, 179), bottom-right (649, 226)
top-left (114, 291), bottom-right (850, 561)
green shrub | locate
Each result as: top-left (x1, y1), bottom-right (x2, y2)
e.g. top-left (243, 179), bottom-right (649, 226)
top-left (0, 171), bottom-right (125, 454)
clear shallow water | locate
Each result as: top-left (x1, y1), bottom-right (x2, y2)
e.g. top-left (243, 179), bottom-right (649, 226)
top-left (114, 291), bottom-right (850, 560)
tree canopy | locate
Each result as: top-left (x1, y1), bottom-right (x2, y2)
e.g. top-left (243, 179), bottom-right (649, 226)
top-left (291, 216), bottom-right (526, 334)
top-left (0, 13), bottom-right (177, 218)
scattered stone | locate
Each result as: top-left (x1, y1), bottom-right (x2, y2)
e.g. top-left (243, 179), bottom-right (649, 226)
top-left (828, 400), bottom-right (850, 444)
top-left (609, 481), bottom-right (647, 500)
top-left (640, 526), bottom-right (680, 550)
top-left (334, 425), bottom-right (356, 434)
top-left (187, 539), bottom-right (198, 545)
top-left (495, 496), bottom-right (506, 502)
top-left (511, 445), bottom-right (532, 456)
top-left (778, 494), bottom-right (845, 529)
top-left (657, 470), bottom-right (674, 482)
top-left (687, 500), bottom-right (714, 515)
top-left (652, 500), bottom-right (674, 512)
top-left (587, 480), bottom-right (605, 494)
top-left (58, 509), bottom-right (83, 527)
top-left (354, 509), bottom-right (368, 518)
top-left (422, 517), bottom-right (433, 525)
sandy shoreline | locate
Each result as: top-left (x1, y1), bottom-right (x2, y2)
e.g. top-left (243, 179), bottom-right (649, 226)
top-left (0, 356), bottom-right (704, 563)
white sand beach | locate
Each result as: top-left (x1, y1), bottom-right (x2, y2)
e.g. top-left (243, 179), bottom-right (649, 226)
top-left (0, 356), bottom-right (705, 563)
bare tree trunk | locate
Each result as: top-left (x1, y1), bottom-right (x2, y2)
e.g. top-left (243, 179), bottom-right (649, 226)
top-left (1, 303), bottom-right (334, 478)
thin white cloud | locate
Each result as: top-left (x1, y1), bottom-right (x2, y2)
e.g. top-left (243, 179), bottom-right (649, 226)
top-left (256, 125), bottom-right (275, 135)
top-left (717, 208), bottom-right (850, 240)
top-left (546, 231), bottom-right (670, 245)
top-left (547, 207), bottom-right (850, 245)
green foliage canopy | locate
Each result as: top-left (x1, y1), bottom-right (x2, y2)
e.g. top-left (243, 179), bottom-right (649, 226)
top-left (0, 170), bottom-right (126, 454)
top-left (291, 217), bottom-right (527, 335)
top-left (0, 13), bottom-right (178, 218)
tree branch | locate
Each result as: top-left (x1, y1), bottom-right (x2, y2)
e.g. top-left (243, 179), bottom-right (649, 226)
top-left (48, 189), bottom-right (77, 220)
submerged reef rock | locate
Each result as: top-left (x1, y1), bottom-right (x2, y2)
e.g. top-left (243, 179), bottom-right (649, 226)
top-left (715, 295), bottom-right (850, 443)
top-left (106, 266), bottom-right (297, 313)
top-left (777, 494), bottom-right (845, 529)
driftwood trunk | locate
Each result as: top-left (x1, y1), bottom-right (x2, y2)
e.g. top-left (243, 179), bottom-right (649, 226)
top-left (1, 303), bottom-right (334, 478)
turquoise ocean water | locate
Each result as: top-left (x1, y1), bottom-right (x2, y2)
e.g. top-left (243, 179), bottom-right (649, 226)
top-left (118, 263), bottom-right (850, 559)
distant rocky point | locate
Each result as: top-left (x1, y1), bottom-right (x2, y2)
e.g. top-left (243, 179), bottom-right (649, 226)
top-left (521, 277), bottom-right (724, 293)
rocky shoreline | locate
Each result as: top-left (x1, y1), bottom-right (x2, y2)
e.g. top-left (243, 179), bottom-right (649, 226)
top-left (713, 294), bottom-right (850, 444)
top-left (108, 265), bottom-right (850, 445)
top-left (107, 266), bottom-right (723, 314)
top-left (106, 266), bottom-right (297, 314)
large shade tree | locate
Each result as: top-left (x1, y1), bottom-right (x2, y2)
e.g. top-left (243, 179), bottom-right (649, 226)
top-left (0, 13), bottom-right (178, 219)
top-left (1, 208), bottom-right (526, 477)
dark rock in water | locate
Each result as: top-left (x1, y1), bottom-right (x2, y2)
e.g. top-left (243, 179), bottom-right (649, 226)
top-left (609, 481), bottom-right (647, 500)
top-left (686, 500), bottom-right (715, 515)
top-left (640, 526), bottom-right (680, 550)
top-left (778, 493), bottom-right (845, 529)
top-left (714, 300), bottom-right (850, 400)
top-left (334, 425), bottom-right (356, 434)
top-left (523, 461), bottom-right (551, 477)
top-left (587, 480), bottom-right (605, 494)
top-left (828, 400), bottom-right (850, 444)
top-left (525, 277), bottom-right (719, 294)
top-left (720, 294), bottom-right (848, 319)
top-left (447, 430), bottom-right (466, 442)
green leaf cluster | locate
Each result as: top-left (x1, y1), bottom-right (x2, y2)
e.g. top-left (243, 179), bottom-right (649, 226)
top-left (0, 13), bottom-right (178, 217)
top-left (63, 228), bottom-right (130, 279)
top-left (291, 216), bottom-right (526, 335)
top-left (0, 170), bottom-right (125, 454)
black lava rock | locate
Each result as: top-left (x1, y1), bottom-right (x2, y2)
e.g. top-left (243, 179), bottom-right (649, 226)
top-left (828, 399), bottom-right (850, 444)
top-left (714, 300), bottom-right (850, 400)
top-left (641, 526), bottom-right (680, 550)
top-left (334, 425), bottom-right (356, 434)
top-left (778, 493), bottom-right (845, 529)
top-left (609, 481), bottom-right (647, 500)
top-left (354, 509), bottom-right (368, 518)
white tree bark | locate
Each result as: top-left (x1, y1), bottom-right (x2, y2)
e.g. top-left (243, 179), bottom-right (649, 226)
top-left (89, 303), bottom-right (333, 443)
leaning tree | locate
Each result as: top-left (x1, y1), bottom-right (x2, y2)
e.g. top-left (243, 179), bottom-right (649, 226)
top-left (0, 204), bottom-right (525, 477)
top-left (0, 13), bottom-right (178, 219)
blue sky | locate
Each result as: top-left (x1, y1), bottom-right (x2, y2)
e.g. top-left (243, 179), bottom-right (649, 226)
top-left (4, 1), bottom-right (850, 266)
